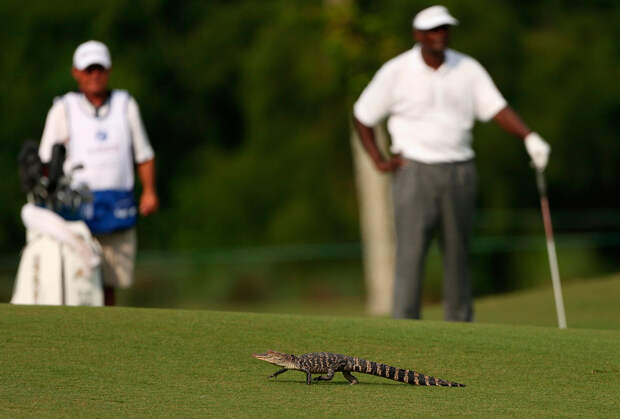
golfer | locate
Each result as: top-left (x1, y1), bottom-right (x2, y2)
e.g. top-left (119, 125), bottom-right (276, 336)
top-left (38, 40), bottom-right (158, 306)
top-left (353, 5), bottom-right (550, 321)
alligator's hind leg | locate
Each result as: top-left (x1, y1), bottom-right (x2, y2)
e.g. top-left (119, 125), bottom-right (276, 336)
top-left (269, 368), bottom-right (288, 379)
top-left (342, 371), bottom-right (359, 385)
top-left (313, 369), bottom-right (335, 382)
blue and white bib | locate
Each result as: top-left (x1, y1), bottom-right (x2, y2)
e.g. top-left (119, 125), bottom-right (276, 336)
top-left (64, 90), bottom-right (137, 233)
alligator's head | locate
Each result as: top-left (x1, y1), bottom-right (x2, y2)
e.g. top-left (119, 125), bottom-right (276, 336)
top-left (252, 350), bottom-right (298, 369)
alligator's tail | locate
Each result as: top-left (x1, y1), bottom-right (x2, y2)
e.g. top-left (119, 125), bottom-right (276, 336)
top-left (351, 358), bottom-right (465, 387)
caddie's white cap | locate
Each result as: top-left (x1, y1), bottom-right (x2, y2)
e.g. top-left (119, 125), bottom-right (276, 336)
top-left (72, 40), bottom-right (111, 70)
top-left (412, 5), bottom-right (458, 30)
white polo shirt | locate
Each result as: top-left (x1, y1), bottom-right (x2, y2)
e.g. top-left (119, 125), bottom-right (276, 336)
top-left (354, 44), bottom-right (507, 163)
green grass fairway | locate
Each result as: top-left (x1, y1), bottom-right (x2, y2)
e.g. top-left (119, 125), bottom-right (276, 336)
top-left (1, 304), bottom-right (618, 417)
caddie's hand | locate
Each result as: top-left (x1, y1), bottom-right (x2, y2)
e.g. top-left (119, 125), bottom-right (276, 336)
top-left (524, 132), bottom-right (551, 171)
top-left (375, 154), bottom-right (405, 172)
top-left (139, 190), bottom-right (159, 216)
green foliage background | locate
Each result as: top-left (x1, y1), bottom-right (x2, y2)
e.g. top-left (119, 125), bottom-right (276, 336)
top-left (0, 0), bottom-right (618, 305)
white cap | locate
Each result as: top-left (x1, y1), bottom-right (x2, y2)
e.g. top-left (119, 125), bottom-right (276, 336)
top-left (412, 5), bottom-right (458, 30)
top-left (72, 40), bottom-right (111, 70)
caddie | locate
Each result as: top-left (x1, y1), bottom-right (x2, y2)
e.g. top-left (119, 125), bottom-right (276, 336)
top-left (38, 40), bottom-right (158, 306)
top-left (353, 5), bottom-right (550, 321)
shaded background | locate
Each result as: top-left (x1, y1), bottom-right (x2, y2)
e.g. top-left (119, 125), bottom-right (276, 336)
top-left (1, 0), bottom-right (618, 311)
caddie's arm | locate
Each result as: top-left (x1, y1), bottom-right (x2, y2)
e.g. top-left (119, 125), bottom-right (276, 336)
top-left (493, 106), bottom-right (551, 171)
top-left (353, 116), bottom-right (404, 172)
top-left (137, 159), bottom-right (158, 216)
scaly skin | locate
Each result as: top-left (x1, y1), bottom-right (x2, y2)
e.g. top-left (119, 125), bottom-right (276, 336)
top-left (252, 351), bottom-right (465, 387)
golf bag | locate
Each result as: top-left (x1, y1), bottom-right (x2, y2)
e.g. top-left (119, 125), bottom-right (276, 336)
top-left (10, 141), bottom-right (104, 306)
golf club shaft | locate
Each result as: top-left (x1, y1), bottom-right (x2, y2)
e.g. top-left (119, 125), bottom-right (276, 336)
top-left (536, 169), bottom-right (567, 329)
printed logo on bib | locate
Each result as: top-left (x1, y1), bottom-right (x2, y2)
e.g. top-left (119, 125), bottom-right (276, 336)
top-left (114, 206), bottom-right (137, 219)
top-left (95, 130), bottom-right (108, 141)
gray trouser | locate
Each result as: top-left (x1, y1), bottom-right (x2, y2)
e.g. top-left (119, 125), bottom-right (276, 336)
top-left (392, 158), bottom-right (477, 321)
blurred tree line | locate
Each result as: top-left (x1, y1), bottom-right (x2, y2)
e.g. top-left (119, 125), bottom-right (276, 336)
top-left (0, 0), bottom-right (618, 302)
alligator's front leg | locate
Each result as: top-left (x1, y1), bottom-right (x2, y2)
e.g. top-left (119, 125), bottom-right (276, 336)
top-left (269, 368), bottom-right (288, 379)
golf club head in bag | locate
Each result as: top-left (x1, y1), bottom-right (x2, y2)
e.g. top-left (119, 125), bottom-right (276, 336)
top-left (17, 140), bottom-right (92, 216)
top-left (47, 142), bottom-right (66, 193)
top-left (17, 140), bottom-right (44, 197)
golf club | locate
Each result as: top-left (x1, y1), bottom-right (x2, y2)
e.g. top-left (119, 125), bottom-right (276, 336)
top-left (534, 167), bottom-right (567, 329)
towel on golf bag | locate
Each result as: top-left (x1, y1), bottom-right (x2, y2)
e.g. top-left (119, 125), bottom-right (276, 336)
top-left (11, 204), bottom-right (103, 306)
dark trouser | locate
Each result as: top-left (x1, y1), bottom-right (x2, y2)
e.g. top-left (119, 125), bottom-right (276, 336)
top-left (392, 158), bottom-right (477, 321)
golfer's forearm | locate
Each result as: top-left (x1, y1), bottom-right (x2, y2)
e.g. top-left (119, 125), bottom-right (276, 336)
top-left (137, 159), bottom-right (157, 193)
top-left (353, 116), bottom-right (384, 163)
top-left (493, 106), bottom-right (531, 140)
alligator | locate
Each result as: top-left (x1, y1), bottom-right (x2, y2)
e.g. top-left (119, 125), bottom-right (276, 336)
top-left (252, 351), bottom-right (464, 387)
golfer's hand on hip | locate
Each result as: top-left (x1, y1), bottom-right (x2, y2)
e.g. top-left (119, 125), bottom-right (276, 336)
top-left (525, 132), bottom-right (551, 171)
top-left (376, 154), bottom-right (405, 172)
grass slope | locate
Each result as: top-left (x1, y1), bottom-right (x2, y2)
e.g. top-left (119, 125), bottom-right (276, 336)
top-left (424, 275), bottom-right (620, 329)
top-left (0, 304), bottom-right (618, 417)
top-left (217, 275), bottom-right (620, 331)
